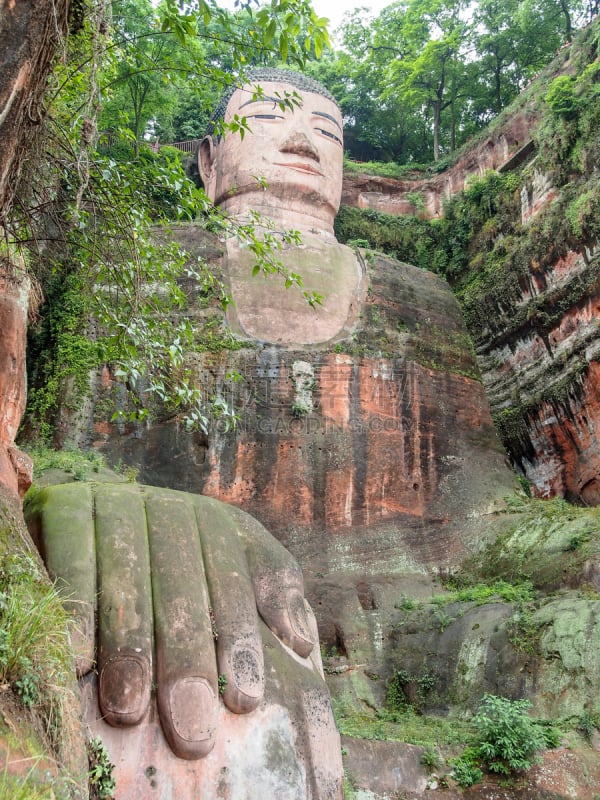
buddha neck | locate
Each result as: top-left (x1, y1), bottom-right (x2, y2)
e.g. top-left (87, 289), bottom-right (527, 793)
top-left (218, 194), bottom-right (337, 240)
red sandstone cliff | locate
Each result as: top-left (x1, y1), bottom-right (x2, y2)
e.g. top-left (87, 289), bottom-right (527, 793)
top-left (342, 109), bottom-right (537, 220)
top-left (0, 269), bottom-right (32, 497)
top-left (339, 23), bottom-right (600, 506)
top-left (92, 236), bottom-right (515, 659)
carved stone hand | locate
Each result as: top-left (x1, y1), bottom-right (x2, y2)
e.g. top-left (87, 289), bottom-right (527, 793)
top-left (26, 482), bottom-right (319, 760)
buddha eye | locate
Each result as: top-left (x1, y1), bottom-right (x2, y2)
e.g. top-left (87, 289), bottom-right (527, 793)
top-left (315, 127), bottom-right (342, 146)
top-left (249, 113), bottom-right (284, 121)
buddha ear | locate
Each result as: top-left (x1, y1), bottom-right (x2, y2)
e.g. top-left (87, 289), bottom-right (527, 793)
top-left (198, 136), bottom-right (216, 198)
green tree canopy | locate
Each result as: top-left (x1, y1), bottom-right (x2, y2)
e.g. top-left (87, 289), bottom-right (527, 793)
top-left (313, 0), bottom-right (594, 164)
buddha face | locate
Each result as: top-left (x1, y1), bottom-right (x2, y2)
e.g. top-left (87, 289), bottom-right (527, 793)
top-left (199, 81), bottom-right (344, 227)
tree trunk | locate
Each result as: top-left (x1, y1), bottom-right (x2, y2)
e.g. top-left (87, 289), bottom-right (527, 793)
top-left (0, 0), bottom-right (69, 218)
top-left (433, 99), bottom-right (441, 161)
top-left (0, 3), bottom-right (89, 793)
top-left (558, 0), bottom-right (573, 39)
top-left (494, 51), bottom-right (502, 113)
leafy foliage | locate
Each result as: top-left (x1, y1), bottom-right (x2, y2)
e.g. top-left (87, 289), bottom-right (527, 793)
top-left (88, 737), bottom-right (116, 800)
top-left (451, 749), bottom-right (484, 786)
top-left (10, 0), bottom-right (332, 442)
top-left (26, 273), bottom-right (100, 443)
top-left (440, 579), bottom-right (534, 605)
top-left (386, 668), bottom-right (436, 713)
top-left (311, 0), bottom-right (593, 163)
top-left (25, 444), bottom-right (106, 481)
top-left (335, 169), bottom-right (521, 280)
top-left (472, 694), bottom-right (551, 774)
top-left (545, 75), bottom-right (580, 118)
top-left (449, 694), bottom-right (559, 785)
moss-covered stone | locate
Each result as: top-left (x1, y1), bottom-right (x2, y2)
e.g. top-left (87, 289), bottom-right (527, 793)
top-left (534, 597), bottom-right (600, 717)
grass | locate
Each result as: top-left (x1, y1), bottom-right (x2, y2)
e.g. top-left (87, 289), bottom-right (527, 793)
top-left (0, 550), bottom-right (73, 755)
top-left (343, 157), bottom-right (438, 180)
top-left (23, 445), bottom-right (106, 483)
top-left (0, 762), bottom-right (57, 800)
top-left (332, 698), bottom-right (472, 749)
top-left (434, 579), bottom-right (535, 607)
top-left (0, 759), bottom-right (83, 800)
top-left (342, 771), bottom-right (358, 799)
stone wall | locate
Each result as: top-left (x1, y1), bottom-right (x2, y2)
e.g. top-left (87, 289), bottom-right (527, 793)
top-left (91, 233), bottom-right (515, 669)
top-left (342, 110), bottom-right (537, 219)
top-left (339, 23), bottom-right (600, 505)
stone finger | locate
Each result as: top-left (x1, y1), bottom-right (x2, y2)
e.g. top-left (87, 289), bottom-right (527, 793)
top-left (95, 484), bottom-right (153, 727)
top-left (145, 488), bottom-right (218, 760)
top-left (194, 497), bottom-right (264, 715)
top-left (224, 504), bottom-right (314, 659)
top-left (26, 483), bottom-right (96, 676)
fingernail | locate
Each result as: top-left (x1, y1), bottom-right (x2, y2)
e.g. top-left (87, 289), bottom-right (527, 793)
top-left (230, 645), bottom-right (264, 703)
top-left (287, 590), bottom-right (314, 657)
top-left (168, 677), bottom-right (217, 745)
top-left (99, 655), bottom-right (149, 724)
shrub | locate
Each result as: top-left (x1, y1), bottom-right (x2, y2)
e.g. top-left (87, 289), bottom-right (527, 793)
top-left (386, 668), bottom-right (436, 713)
top-left (452, 754), bottom-right (483, 787)
top-left (545, 76), bottom-right (579, 119)
top-left (473, 694), bottom-right (548, 774)
top-left (88, 737), bottom-right (116, 800)
top-left (420, 745), bottom-right (439, 771)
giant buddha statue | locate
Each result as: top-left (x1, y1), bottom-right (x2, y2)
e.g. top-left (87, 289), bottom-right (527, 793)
top-left (91, 67), bottom-right (515, 684)
top-left (24, 70), bottom-right (372, 800)
top-left (198, 69), bottom-right (364, 346)
top-left (55, 68), bottom-right (516, 796)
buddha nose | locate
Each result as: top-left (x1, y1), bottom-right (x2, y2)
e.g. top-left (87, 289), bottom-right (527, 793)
top-left (279, 129), bottom-right (320, 161)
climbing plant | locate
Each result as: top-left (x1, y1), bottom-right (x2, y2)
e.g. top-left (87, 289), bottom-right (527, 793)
top-left (9, 0), bottom-right (330, 441)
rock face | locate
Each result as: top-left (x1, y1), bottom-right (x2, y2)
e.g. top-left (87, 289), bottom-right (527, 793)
top-left (374, 497), bottom-right (600, 728)
top-left (338, 22), bottom-right (600, 506)
top-left (479, 245), bottom-right (600, 503)
top-left (0, 269), bottom-right (32, 497)
top-left (342, 735), bottom-right (600, 800)
top-left (331, 495), bottom-right (600, 800)
top-left (342, 110), bottom-right (536, 219)
top-left (92, 232), bottom-right (515, 669)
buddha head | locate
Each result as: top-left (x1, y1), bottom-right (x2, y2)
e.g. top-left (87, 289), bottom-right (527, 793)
top-left (198, 69), bottom-right (344, 234)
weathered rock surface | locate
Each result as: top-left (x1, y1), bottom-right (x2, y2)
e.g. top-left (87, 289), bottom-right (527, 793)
top-left (329, 497), bottom-right (600, 799)
top-left (479, 247), bottom-right (600, 503)
top-left (342, 735), bottom-right (600, 800)
top-left (339, 23), bottom-right (600, 506)
top-left (342, 110), bottom-right (536, 220)
top-left (341, 737), bottom-right (429, 797)
top-left (91, 232), bottom-right (515, 669)
top-left (376, 498), bottom-right (600, 714)
top-left (0, 270), bottom-right (32, 497)
top-left (342, 182), bottom-right (600, 510)
top-left (383, 593), bottom-right (600, 720)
